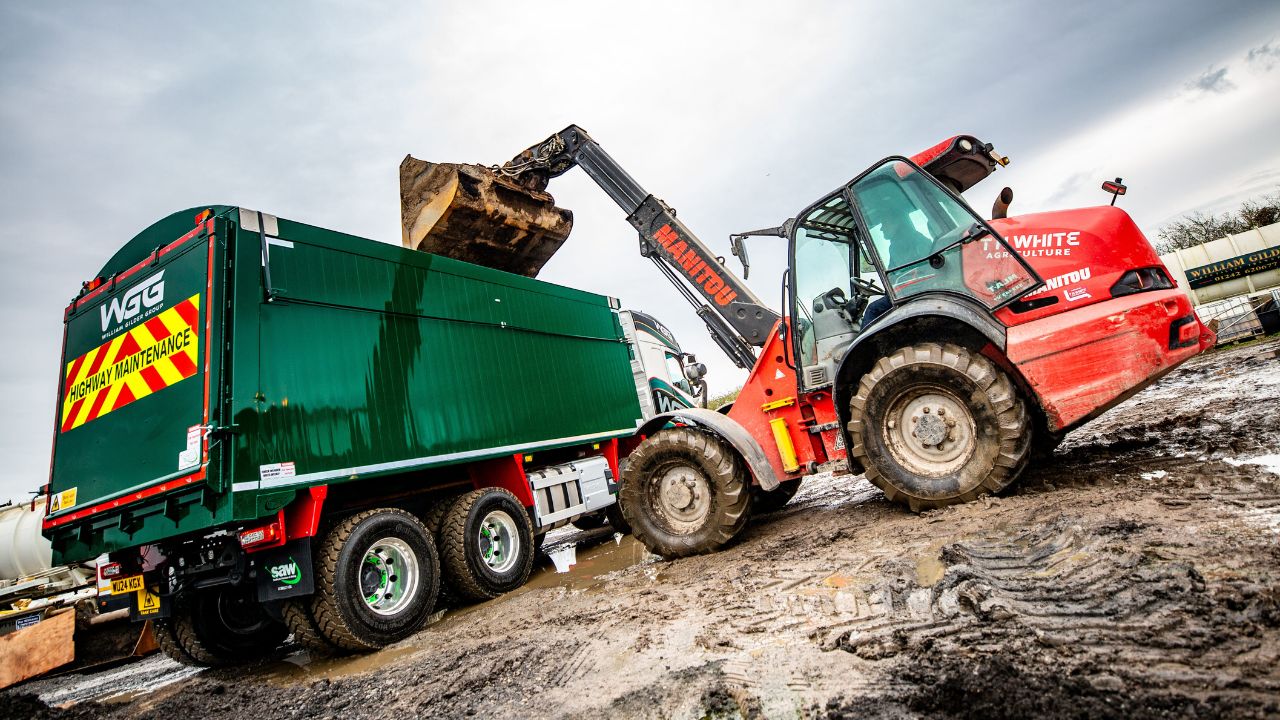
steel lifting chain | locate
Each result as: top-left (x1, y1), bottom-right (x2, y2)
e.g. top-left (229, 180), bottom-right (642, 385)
top-left (492, 134), bottom-right (566, 178)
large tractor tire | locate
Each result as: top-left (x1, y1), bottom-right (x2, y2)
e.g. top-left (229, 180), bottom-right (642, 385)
top-left (438, 488), bottom-right (536, 601)
top-left (155, 584), bottom-right (288, 667)
top-left (620, 427), bottom-right (752, 559)
top-left (752, 478), bottom-right (802, 514)
top-left (846, 342), bottom-right (1031, 512)
top-left (285, 508), bottom-right (440, 653)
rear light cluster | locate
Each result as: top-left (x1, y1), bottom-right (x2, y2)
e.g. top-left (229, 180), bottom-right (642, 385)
top-left (99, 562), bottom-right (123, 579)
top-left (238, 517), bottom-right (284, 550)
top-left (79, 276), bottom-right (106, 297)
top-left (1110, 267), bottom-right (1173, 298)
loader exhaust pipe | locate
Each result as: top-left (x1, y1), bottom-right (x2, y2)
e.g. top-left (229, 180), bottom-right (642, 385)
top-left (991, 186), bottom-right (1013, 220)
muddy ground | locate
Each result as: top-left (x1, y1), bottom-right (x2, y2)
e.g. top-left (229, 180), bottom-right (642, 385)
top-left (9, 338), bottom-right (1280, 719)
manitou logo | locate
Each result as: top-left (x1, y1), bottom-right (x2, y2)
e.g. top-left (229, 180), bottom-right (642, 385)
top-left (652, 225), bottom-right (739, 307)
top-left (100, 270), bottom-right (165, 333)
top-left (1026, 267), bottom-right (1092, 298)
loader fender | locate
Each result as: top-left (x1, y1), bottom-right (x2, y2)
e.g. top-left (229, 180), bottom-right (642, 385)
top-left (635, 407), bottom-right (780, 491)
top-left (832, 296), bottom-right (1011, 448)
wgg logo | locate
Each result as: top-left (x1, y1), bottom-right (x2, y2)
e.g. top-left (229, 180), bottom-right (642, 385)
top-left (100, 271), bottom-right (165, 333)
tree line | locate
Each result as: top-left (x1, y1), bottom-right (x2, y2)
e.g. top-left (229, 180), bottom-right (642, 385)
top-left (1157, 188), bottom-right (1280, 253)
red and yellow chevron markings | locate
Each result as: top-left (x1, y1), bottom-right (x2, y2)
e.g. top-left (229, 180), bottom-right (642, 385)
top-left (61, 294), bottom-right (201, 433)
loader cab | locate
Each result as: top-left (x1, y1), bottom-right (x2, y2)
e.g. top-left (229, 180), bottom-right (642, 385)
top-left (788, 157), bottom-right (1041, 391)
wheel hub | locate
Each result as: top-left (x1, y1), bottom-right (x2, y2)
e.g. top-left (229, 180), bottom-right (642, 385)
top-left (359, 537), bottom-right (419, 616)
top-left (655, 465), bottom-right (712, 533)
top-left (478, 510), bottom-right (520, 574)
top-left (885, 389), bottom-right (976, 476)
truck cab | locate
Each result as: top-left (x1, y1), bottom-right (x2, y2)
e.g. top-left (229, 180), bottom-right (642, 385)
top-left (620, 309), bottom-right (707, 415)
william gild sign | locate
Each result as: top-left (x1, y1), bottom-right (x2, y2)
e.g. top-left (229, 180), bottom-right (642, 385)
top-left (1185, 246), bottom-right (1280, 289)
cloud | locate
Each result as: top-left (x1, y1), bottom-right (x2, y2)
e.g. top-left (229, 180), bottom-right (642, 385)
top-left (1185, 65), bottom-right (1236, 94)
top-left (1246, 40), bottom-right (1280, 71)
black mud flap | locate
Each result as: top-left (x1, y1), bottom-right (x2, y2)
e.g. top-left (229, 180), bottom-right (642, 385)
top-left (251, 539), bottom-right (314, 602)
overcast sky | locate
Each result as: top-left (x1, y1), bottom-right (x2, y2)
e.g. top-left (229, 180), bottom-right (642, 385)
top-left (2, 2), bottom-right (1278, 503)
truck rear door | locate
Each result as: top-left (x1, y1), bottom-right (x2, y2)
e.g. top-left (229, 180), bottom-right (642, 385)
top-left (46, 222), bottom-right (218, 526)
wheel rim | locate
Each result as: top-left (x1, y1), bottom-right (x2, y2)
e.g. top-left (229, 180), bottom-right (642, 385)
top-left (652, 462), bottom-right (713, 534)
top-left (883, 386), bottom-right (977, 477)
top-left (478, 510), bottom-right (520, 574)
top-left (359, 537), bottom-right (419, 616)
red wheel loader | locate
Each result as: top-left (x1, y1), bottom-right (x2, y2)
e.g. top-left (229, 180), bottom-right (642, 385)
top-left (402, 126), bottom-right (1216, 558)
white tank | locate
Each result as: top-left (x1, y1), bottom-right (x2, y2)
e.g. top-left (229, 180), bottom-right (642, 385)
top-left (0, 497), bottom-right (54, 581)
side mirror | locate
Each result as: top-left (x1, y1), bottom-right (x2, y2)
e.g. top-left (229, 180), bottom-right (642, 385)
top-left (683, 362), bottom-right (707, 383)
top-left (729, 234), bottom-right (751, 279)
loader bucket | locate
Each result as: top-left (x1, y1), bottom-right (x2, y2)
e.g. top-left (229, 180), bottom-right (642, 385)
top-left (399, 156), bottom-right (573, 277)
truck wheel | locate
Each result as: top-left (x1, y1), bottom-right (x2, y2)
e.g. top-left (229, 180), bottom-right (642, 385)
top-left (570, 512), bottom-right (609, 531)
top-left (847, 342), bottom-right (1031, 512)
top-left (439, 488), bottom-right (535, 601)
top-left (605, 501), bottom-right (631, 535)
top-left (305, 509), bottom-right (440, 652)
top-left (620, 427), bottom-right (752, 559)
top-left (752, 478), bottom-right (802, 514)
top-left (155, 585), bottom-right (288, 667)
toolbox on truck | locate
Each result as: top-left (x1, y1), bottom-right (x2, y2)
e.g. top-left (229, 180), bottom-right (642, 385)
top-left (45, 206), bottom-right (644, 565)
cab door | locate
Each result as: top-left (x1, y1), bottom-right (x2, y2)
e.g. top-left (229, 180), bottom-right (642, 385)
top-left (788, 193), bottom-right (886, 391)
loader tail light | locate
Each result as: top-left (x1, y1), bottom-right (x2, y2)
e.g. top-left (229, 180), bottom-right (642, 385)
top-left (1110, 267), bottom-right (1173, 298)
top-left (99, 562), bottom-right (123, 579)
top-left (239, 515), bottom-right (284, 551)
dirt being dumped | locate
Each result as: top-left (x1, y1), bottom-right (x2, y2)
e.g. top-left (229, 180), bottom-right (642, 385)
top-left (11, 339), bottom-right (1280, 719)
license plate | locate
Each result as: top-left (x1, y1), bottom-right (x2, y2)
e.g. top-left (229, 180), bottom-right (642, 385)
top-left (110, 575), bottom-right (144, 594)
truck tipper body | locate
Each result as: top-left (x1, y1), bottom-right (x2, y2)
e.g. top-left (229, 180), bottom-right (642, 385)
top-left (42, 205), bottom-right (685, 664)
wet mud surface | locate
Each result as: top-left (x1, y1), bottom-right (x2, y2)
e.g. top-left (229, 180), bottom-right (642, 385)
top-left (9, 338), bottom-right (1280, 719)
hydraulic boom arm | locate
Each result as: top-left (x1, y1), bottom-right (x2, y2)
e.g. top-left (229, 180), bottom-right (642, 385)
top-left (496, 125), bottom-right (778, 368)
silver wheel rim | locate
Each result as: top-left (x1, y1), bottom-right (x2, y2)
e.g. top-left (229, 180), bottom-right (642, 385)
top-left (479, 510), bottom-right (520, 574)
top-left (360, 537), bottom-right (419, 616)
top-left (654, 464), bottom-right (712, 534)
top-left (883, 387), bottom-right (977, 477)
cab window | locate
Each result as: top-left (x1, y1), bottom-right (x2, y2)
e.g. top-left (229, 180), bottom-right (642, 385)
top-left (792, 195), bottom-right (857, 367)
top-left (847, 160), bottom-right (1038, 308)
top-left (664, 352), bottom-right (692, 394)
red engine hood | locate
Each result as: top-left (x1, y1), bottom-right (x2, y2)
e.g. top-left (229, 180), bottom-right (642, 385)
top-left (987, 206), bottom-right (1167, 325)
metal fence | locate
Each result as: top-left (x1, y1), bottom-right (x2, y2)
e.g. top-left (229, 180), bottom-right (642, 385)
top-left (1196, 290), bottom-right (1280, 344)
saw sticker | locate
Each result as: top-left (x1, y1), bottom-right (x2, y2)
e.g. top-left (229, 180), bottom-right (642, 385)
top-left (61, 294), bottom-right (201, 433)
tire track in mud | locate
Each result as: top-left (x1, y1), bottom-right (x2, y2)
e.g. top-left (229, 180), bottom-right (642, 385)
top-left (813, 513), bottom-right (1280, 718)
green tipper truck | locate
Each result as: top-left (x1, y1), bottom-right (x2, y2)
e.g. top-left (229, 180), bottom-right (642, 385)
top-left (42, 205), bottom-right (708, 665)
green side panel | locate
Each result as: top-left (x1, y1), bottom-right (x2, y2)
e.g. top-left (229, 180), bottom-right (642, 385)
top-left (46, 206), bottom-right (645, 562)
top-left (231, 215), bottom-right (643, 498)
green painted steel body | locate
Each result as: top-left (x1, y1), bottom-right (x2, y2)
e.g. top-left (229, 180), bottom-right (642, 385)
top-left (45, 207), bottom-right (643, 564)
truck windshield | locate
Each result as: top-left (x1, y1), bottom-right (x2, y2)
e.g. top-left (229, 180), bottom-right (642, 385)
top-left (848, 160), bottom-right (1039, 309)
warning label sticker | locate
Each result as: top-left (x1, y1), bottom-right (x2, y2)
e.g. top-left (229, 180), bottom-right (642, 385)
top-left (136, 587), bottom-right (162, 616)
top-left (61, 294), bottom-right (201, 433)
top-left (260, 462), bottom-right (296, 481)
top-left (48, 487), bottom-right (78, 513)
top-left (178, 425), bottom-right (202, 469)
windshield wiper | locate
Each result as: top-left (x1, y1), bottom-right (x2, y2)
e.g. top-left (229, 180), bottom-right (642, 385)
top-left (886, 222), bottom-right (991, 273)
